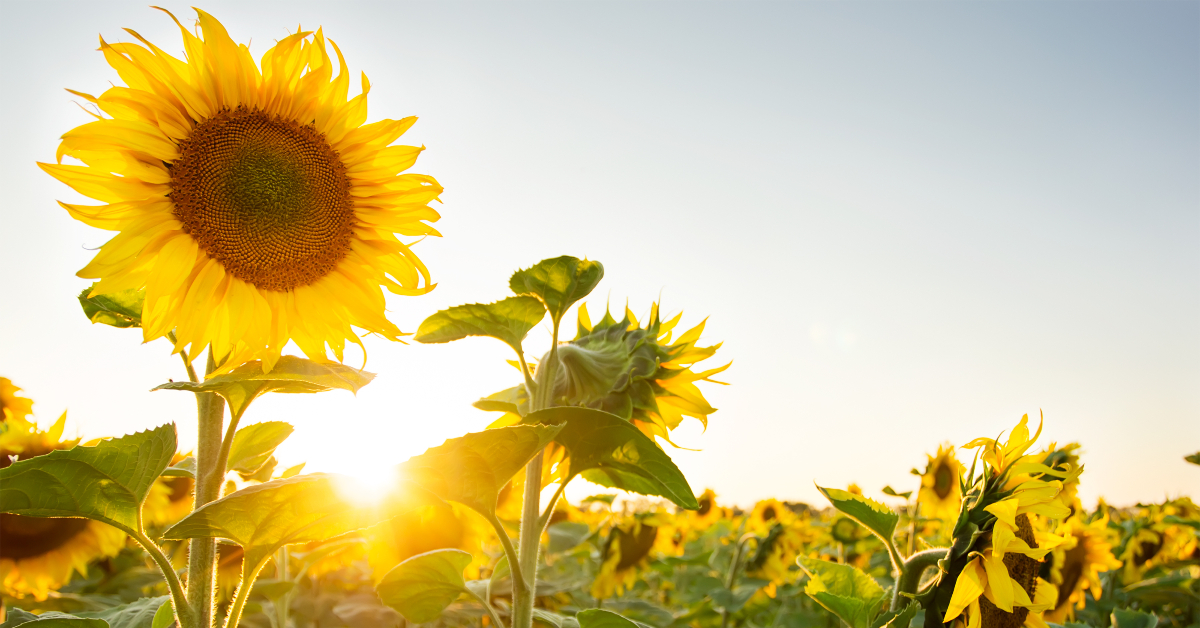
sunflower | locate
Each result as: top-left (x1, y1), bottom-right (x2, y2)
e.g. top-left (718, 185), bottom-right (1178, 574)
top-left (591, 514), bottom-right (661, 599)
top-left (366, 502), bottom-right (492, 581)
top-left (1042, 510), bottom-right (1121, 623)
top-left (144, 452), bottom-right (195, 527)
top-left (0, 413), bottom-right (126, 601)
top-left (920, 444), bottom-right (962, 520)
top-left (41, 9), bottom-right (442, 372)
top-left (745, 499), bottom-right (795, 536)
top-left (1117, 497), bottom-right (1199, 583)
top-left (0, 378), bottom-right (34, 423)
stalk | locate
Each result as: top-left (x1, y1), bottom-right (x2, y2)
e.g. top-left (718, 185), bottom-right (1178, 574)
top-left (187, 350), bottom-right (227, 628)
top-left (890, 548), bottom-right (947, 611)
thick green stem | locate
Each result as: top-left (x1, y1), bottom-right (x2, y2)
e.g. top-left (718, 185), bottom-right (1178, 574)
top-left (890, 548), bottom-right (948, 611)
top-left (187, 350), bottom-right (226, 628)
top-left (133, 529), bottom-right (193, 628)
top-left (486, 513), bottom-right (526, 597)
top-left (535, 481), bottom-right (569, 533)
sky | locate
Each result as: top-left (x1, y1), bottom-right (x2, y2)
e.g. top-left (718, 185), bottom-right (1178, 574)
top-left (1, 0), bottom-right (1197, 509)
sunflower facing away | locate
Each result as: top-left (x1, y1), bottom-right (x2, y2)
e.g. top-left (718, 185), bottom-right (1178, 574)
top-left (920, 444), bottom-right (963, 520)
top-left (41, 9), bottom-right (442, 371)
top-left (0, 412), bottom-right (126, 601)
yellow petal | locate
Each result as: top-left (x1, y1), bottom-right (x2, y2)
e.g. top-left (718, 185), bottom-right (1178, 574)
top-left (945, 558), bottom-right (987, 622)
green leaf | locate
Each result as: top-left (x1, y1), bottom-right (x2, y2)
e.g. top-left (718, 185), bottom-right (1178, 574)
top-left (1185, 452), bottom-right (1200, 466)
top-left (1111, 609), bottom-right (1158, 628)
top-left (153, 356), bottom-right (374, 419)
top-left (881, 486), bottom-right (912, 500)
top-left (473, 385), bottom-right (530, 415)
top-left (525, 407), bottom-right (698, 510)
top-left (797, 556), bottom-right (888, 628)
top-left (398, 424), bottom-right (562, 518)
top-left (509, 256), bottom-right (604, 325)
top-left (575, 609), bottom-right (639, 628)
top-left (487, 555), bottom-right (510, 599)
top-left (150, 601), bottom-right (173, 628)
top-left (160, 456), bottom-right (195, 479)
top-left (0, 424), bottom-right (176, 534)
top-left (77, 597), bottom-right (167, 628)
top-left (79, 284), bottom-right (143, 328)
top-left (163, 473), bottom-right (438, 579)
top-left (533, 609), bottom-right (579, 628)
top-left (376, 549), bottom-right (473, 624)
top-left (226, 422), bottom-right (294, 474)
top-left (708, 585), bottom-right (761, 613)
top-left (0, 610), bottom-right (108, 628)
top-left (872, 602), bottom-right (919, 628)
top-left (250, 579), bottom-right (295, 599)
top-left (414, 297), bottom-right (546, 353)
top-left (547, 521), bottom-right (592, 553)
top-left (817, 485), bottom-right (899, 546)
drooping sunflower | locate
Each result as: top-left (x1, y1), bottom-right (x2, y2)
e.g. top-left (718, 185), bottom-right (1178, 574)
top-left (920, 444), bottom-right (963, 520)
top-left (0, 378), bottom-right (34, 423)
top-left (0, 414), bottom-right (126, 601)
top-left (366, 502), bottom-right (492, 581)
top-left (41, 9), bottom-right (442, 372)
top-left (591, 514), bottom-right (661, 599)
top-left (1042, 509), bottom-right (1121, 624)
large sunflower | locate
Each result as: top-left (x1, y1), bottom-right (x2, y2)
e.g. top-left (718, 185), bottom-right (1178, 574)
top-left (0, 377), bottom-right (34, 423)
top-left (919, 444), bottom-right (962, 520)
top-left (40, 9), bottom-right (442, 372)
top-left (0, 414), bottom-right (126, 601)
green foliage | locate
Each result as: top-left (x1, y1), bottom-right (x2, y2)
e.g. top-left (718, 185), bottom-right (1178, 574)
top-left (547, 521), bottom-right (592, 553)
top-left (76, 597), bottom-right (168, 628)
top-left (575, 609), bottom-right (640, 628)
top-left (473, 385), bottom-right (529, 415)
top-left (0, 610), bottom-right (107, 628)
top-left (398, 424), bottom-right (562, 518)
top-left (414, 297), bottom-right (546, 353)
top-left (872, 603), bottom-right (919, 628)
top-left (162, 473), bottom-right (438, 574)
top-left (509, 256), bottom-right (604, 325)
top-left (816, 485), bottom-right (899, 547)
top-left (78, 284), bottom-right (143, 328)
top-left (0, 424), bottom-right (175, 534)
top-left (1112, 609), bottom-right (1159, 628)
top-left (153, 356), bottom-right (374, 419)
top-left (525, 406), bottom-right (699, 510)
top-left (797, 556), bottom-right (889, 628)
top-left (1185, 452), bottom-right (1200, 466)
top-left (376, 549), bottom-right (474, 623)
top-left (226, 421), bottom-right (294, 474)
top-left (159, 456), bottom-right (195, 478)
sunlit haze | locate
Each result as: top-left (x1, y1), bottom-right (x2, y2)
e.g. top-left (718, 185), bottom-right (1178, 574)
top-left (1, 1), bottom-right (1196, 509)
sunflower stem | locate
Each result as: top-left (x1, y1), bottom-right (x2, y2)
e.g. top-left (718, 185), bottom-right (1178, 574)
top-left (133, 529), bottom-right (193, 628)
top-left (890, 548), bottom-right (947, 612)
top-left (188, 349), bottom-right (227, 628)
top-left (168, 331), bottom-right (199, 383)
top-left (535, 480), bottom-right (569, 533)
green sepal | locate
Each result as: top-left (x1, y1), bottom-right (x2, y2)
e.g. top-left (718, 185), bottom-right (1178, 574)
top-left (414, 297), bottom-right (546, 353)
top-left (226, 421), bottom-right (294, 474)
top-left (78, 284), bottom-right (143, 328)
top-left (153, 356), bottom-right (374, 419)
top-left (524, 406), bottom-right (698, 510)
top-left (797, 556), bottom-right (888, 628)
top-left (817, 485), bottom-right (899, 546)
top-left (0, 424), bottom-right (176, 535)
top-left (376, 549), bottom-right (473, 623)
top-left (509, 256), bottom-right (604, 325)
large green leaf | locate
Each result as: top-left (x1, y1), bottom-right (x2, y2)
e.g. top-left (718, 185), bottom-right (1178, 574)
top-left (0, 610), bottom-right (108, 628)
top-left (398, 425), bottom-right (562, 518)
top-left (414, 297), bottom-right (546, 353)
top-left (525, 407), bottom-right (698, 510)
top-left (473, 385), bottom-right (530, 415)
top-left (78, 284), bottom-right (143, 328)
top-left (376, 549), bottom-right (473, 623)
top-left (817, 486), bottom-right (899, 546)
top-left (509, 256), bottom-right (604, 324)
top-left (576, 609), bottom-right (640, 628)
top-left (76, 597), bottom-right (167, 628)
top-left (226, 422), bottom-right (294, 474)
top-left (162, 473), bottom-right (437, 575)
top-left (797, 556), bottom-right (888, 628)
top-left (153, 356), bottom-right (374, 418)
top-left (0, 424), bottom-right (176, 534)
top-left (1111, 609), bottom-right (1158, 628)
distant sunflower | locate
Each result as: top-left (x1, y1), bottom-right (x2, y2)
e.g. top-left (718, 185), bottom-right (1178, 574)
top-left (145, 453), bottom-right (195, 527)
top-left (1118, 497), bottom-right (1199, 582)
top-left (41, 9), bottom-right (442, 372)
top-left (0, 378), bottom-right (34, 422)
top-left (0, 414), bottom-right (126, 601)
top-left (1043, 512), bottom-right (1121, 623)
top-left (920, 444), bottom-right (962, 520)
top-left (367, 503), bottom-right (491, 581)
top-left (592, 515), bottom-right (660, 599)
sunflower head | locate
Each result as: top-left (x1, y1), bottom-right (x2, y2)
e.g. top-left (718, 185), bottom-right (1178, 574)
top-left (0, 378), bottom-right (34, 423)
top-left (41, 9), bottom-right (443, 372)
top-left (591, 515), bottom-right (660, 599)
top-left (1042, 510), bottom-right (1121, 623)
top-left (920, 444), bottom-right (963, 520)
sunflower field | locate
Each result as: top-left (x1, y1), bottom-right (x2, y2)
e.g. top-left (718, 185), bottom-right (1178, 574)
top-left (2, 9), bottom-right (1197, 628)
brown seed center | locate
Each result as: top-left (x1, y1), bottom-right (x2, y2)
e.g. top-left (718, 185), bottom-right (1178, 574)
top-left (169, 107), bottom-right (355, 292)
top-left (0, 514), bottom-right (89, 559)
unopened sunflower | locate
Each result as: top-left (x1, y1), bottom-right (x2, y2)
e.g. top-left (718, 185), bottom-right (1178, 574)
top-left (920, 444), bottom-right (962, 520)
top-left (41, 9), bottom-right (442, 372)
top-left (0, 378), bottom-right (34, 422)
top-left (0, 413), bottom-right (126, 601)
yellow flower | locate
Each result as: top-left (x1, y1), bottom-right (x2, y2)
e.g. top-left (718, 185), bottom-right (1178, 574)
top-left (745, 498), bottom-right (796, 536)
top-left (366, 502), bottom-right (492, 581)
top-left (1043, 511), bottom-right (1121, 623)
top-left (0, 378), bottom-right (34, 423)
top-left (591, 515), bottom-right (660, 599)
top-left (1118, 497), bottom-right (1199, 582)
top-left (920, 444), bottom-right (962, 520)
top-left (144, 453), bottom-right (195, 527)
top-left (40, 9), bottom-right (442, 372)
top-left (0, 413), bottom-right (126, 601)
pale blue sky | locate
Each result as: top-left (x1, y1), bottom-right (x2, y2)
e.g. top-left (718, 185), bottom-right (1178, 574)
top-left (1, 1), bottom-right (1196, 507)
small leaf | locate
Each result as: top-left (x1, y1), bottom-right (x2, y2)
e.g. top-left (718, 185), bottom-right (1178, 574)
top-left (398, 424), bottom-right (563, 518)
top-left (533, 609), bottom-right (578, 628)
top-left (525, 407), bottom-right (699, 510)
top-left (0, 611), bottom-right (108, 628)
top-left (1185, 452), bottom-right (1200, 466)
top-left (77, 597), bottom-right (167, 628)
top-left (376, 549), bottom-right (472, 624)
top-left (576, 609), bottom-right (639, 628)
top-left (160, 456), bottom-right (195, 479)
top-left (797, 556), bottom-right (888, 628)
top-left (547, 521), bottom-right (592, 553)
top-left (0, 424), bottom-right (176, 534)
top-left (872, 602), bottom-right (919, 628)
top-left (226, 422), bottom-right (294, 474)
top-left (414, 297), bottom-right (546, 353)
top-left (153, 356), bottom-right (374, 419)
top-left (488, 555), bottom-right (510, 600)
top-left (163, 473), bottom-right (438, 579)
top-left (150, 601), bottom-right (173, 628)
top-left (473, 385), bottom-right (530, 415)
top-left (817, 485), bottom-right (899, 546)
top-left (509, 256), bottom-right (604, 324)
top-left (79, 284), bottom-right (143, 328)
top-left (881, 486), bottom-right (912, 500)
top-left (1111, 609), bottom-right (1158, 628)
